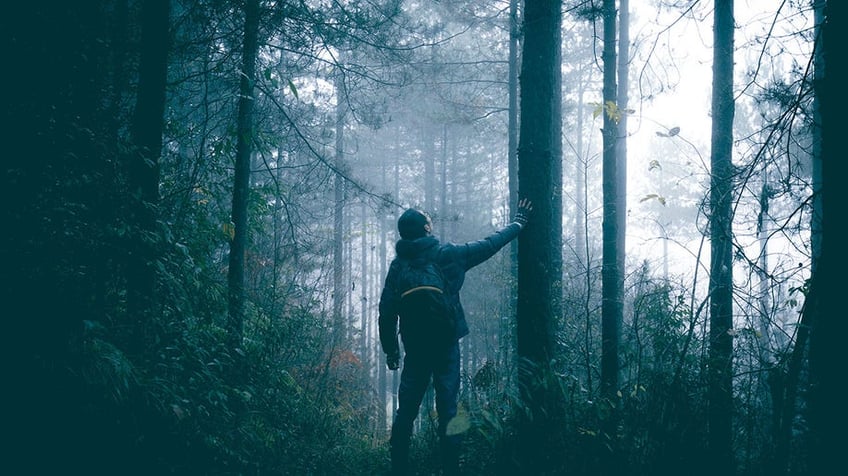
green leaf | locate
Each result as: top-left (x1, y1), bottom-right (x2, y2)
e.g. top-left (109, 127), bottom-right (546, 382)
top-left (288, 80), bottom-right (299, 99)
top-left (591, 102), bottom-right (603, 119)
top-left (446, 407), bottom-right (471, 436)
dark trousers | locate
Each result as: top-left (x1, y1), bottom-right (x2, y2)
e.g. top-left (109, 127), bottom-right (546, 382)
top-left (390, 341), bottom-right (461, 476)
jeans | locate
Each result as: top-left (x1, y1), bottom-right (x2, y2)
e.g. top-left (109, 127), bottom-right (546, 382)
top-left (390, 341), bottom-right (461, 475)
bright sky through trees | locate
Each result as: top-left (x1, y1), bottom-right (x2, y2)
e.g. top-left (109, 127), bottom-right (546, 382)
top-left (618, 1), bottom-right (812, 305)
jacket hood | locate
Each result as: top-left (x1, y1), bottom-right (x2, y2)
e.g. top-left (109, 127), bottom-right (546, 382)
top-left (395, 235), bottom-right (439, 260)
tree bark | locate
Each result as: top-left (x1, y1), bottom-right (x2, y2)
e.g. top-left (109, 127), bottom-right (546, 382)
top-left (332, 70), bottom-right (347, 350)
top-left (516, 0), bottom-right (563, 472)
top-left (707, 1), bottom-right (735, 473)
top-left (808, 1), bottom-right (844, 474)
top-left (128, 0), bottom-right (170, 351)
top-left (227, 0), bottom-right (259, 348)
top-left (360, 202), bottom-right (369, 374)
top-left (505, 0), bottom-right (521, 371)
top-left (600, 0), bottom-right (622, 404)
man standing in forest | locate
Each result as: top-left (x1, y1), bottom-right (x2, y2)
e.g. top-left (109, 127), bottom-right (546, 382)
top-left (379, 198), bottom-right (532, 476)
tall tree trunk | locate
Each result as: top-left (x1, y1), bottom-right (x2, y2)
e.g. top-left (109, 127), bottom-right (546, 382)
top-left (378, 193), bottom-right (389, 433)
top-left (516, 0), bottom-right (563, 473)
top-left (332, 70), bottom-right (347, 349)
top-left (599, 0), bottom-right (622, 472)
top-left (508, 0), bottom-right (520, 250)
top-left (505, 0), bottom-right (521, 371)
top-left (575, 79), bottom-right (588, 275)
top-left (602, 0), bottom-right (629, 472)
top-left (346, 210), bottom-right (355, 342)
top-left (600, 0), bottom-right (622, 401)
top-left (808, 1), bottom-right (843, 474)
top-left (708, 1), bottom-right (735, 473)
top-left (128, 0), bottom-right (170, 351)
top-left (227, 0), bottom-right (259, 348)
top-left (360, 202), bottom-right (369, 374)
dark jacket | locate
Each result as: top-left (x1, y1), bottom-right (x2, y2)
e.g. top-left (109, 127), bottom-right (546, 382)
top-left (378, 222), bottom-right (523, 357)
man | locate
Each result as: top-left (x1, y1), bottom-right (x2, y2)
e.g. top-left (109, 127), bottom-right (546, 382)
top-left (379, 198), bottom-right (532, 475)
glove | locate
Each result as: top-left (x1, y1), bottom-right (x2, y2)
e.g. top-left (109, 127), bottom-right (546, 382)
top-left (513, 198), bottom-right (533, 228)
top-left (386, 352), bottom-right (400, 371)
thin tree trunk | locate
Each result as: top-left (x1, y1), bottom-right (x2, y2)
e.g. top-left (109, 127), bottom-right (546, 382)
top-left (227, 0), bottom-right (259, 348)
top-left (346, 214), bottom-right (355, 343)
top-left (332, 71), bottom-right (347, 348)
top-left (508, 0), bottom-right (520, 265)
top-left (360, 202), bottom-right (369, 374)
top-left (378, 202), bottom-right (389, 433)
top-left (600, 0), bottom-right (621, 402)
top-left (707, 1), bottom-right (735, 473)
top-left (575, 81), bottom-right (588, 275)
top-left (599, 0), bottom-right (623, 472)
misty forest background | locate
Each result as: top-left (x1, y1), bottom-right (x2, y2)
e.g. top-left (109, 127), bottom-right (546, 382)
top-left (2, 1), bottom-right (843, 475)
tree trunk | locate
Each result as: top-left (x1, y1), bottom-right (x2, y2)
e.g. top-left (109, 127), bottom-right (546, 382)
top-left (505, 0), bottom-right (521, 371)
top-left (378, 195), bottom-right (389, 433)
top-left (516, 0), bottom-right (563, 473)
top-left (332, 66), bottom-right (349, 351)
top-left (707, 1), bottom-right (735, 473)
top-left (575, 78), bottom-right (589, 275)
top-left (360, 202), bottom-right (370, 374)
top-left (808, 1), bottom-right (843, 474)
top-left (601, 0), bottom-right (628, 472)
top-left (128, 0), bottom-right (170, 351)
top-left (227, 0), bottom-right (259, 348)
top-left (600, 0), bottom-right (622, 404)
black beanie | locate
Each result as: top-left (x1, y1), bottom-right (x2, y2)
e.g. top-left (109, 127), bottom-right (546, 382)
top-left (398, 208), bottom-right (428, 240)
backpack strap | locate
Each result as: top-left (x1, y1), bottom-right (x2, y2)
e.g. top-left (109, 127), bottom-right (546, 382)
top-left (401, 285), bottom-right (443, 298)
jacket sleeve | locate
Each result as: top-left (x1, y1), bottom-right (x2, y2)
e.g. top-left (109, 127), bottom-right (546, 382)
top-left (460, 222), bottom-right (523, 270)
top-left (378, 262), bottom-right (401, 357)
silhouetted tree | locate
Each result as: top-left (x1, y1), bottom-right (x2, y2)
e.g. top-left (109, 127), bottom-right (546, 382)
top-left (516, 0), bottom-right (563, 473)
top-left (808, 1), bottom-right (844, 475)
top-left (708, 0), bottom-right (735, 473)
top-left (127, 0), bottom-right (170, 351)
top-left (227, 0), bottom-right (259, 348)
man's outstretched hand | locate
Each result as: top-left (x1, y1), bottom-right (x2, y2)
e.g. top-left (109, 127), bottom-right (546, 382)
top-left (514, 198), bottom-right (533, 228)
